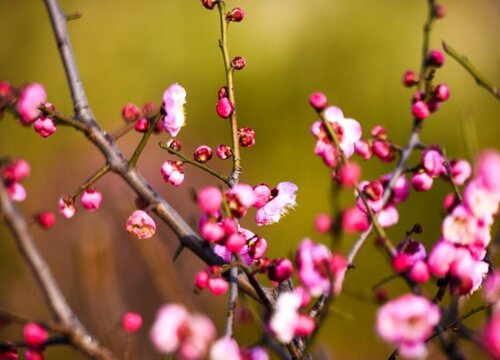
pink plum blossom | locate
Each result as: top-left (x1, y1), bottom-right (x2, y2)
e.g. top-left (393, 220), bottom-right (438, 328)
top-left (210, 337), bottom-right (241, 360)
top-left (336, 162), bottom-right (361, 187)
top-left (449, 247), bottom-right (488, 295)
top-left (17, 83), bottom-right (47, 124)
top-left (442, 205), bottom-right (490, 247)
top-left (376, 206), bottom-right (399, 228)
top-left (253, 184), bottom-right (271, 209)
top-left (7, 182), bottom-right (26, 202)
top-left (411, 172), bottom-right (433, 191)
top-left (80, 188), bottom-right (102, 212)
top-left (162, 83), bottom-right (187, 137)
top-left (150, 303), bottom-right (216, 359)
top-left (354, 139), bottom-right (373, 160)
top-left (463, 180), bottom-right (499, 223)
top-left (161, 160), bottom-right (185, 187)
top-left (58, 195), bottom-right (76, 219)
top-left (2, 159), bottom-right (30, 182)
top-left (197, 186), bottom-right (223, 214)
top-left (33, 117), bottom-right (57, 137)
top-left (428, 240), bottom-right (456, 277)
top-left (225, 184), bottom-right (256, 218)
top-left (314, 213), bottom-right (332, 234)
top-left (376, 294), bottom-right (440, 359)
top-left (323, 106), bottom-right (362, 157)
top-left (422, 149), bottom-right (445, 177)
top-left (126, 210), bottom-right (156, 239)
top-left (268, 258), bottom-right (293, 282)
top-left (476, 149), bottom-right (500, 193)
top-left (255, 182), bottom-right (297, 226)
top-left (342, 207), bottom-right (369, 233)
top-left (449, 159), bottom-right (471, 185)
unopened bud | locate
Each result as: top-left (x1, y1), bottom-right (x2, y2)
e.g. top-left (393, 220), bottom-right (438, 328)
top-left (134, 118), bottom-right (149, 132)
top-left (194, 145), bottom-right (213, 163)
top-left (238, 127), bottom-right (255, 147)
top-left (309, 92), bottom-right (328, 111)
top-left (201, 0), bottom-right (217, 10)
top-left (231, 56), bottom-right (246, 70)
top-left (122, 103), bottom-right (141, 122)
top-left (402, 70), bottom-right (419, 87)
top-left (167, 138), bottom-right (182, 151)
top-left (227, 7), bottom-right (244, 22)
top-left (216, 97), bottom-right (234, 118)
top-left (216, 144), bottom-right (232, 160)
top-left (427, 50), bottom-right (445, 68)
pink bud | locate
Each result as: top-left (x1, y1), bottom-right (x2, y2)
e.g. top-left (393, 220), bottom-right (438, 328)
top-left (0, 81), bottom-right (13, 98)
top-left (193, 145), bottom-right (213, 163)
top-left (354, 140), bottom-right (372, 160)
top-left (371, 126), bottom-right (387, 140)
top-left (195, 271), bottom-right (209, 290)
top-left (36, 211), bottom-right (56, 230)
top-left (309, 92), bottom-right (328, 111)
top-left (336, 162), bottom-right (361, 187)
top-left (231, 56), bottom-right (246, 70)
top-left (167, 138), bottom-right (182, 151)
top-left (428, 50), bottom-right (445, 67)
top-left (248, 237), bottom-right (267, 259)
top-left (402, 70), bottom-right (419, 87)
top-left (201, 0), bottom-right (217, 10)
top-left (216, 144), bottom-right (232, 160)
top-left (216, 97), bottom-right (234, 119)
top-left (160, 160), bottom-right (184, 187)
top-left (253, 184), bottom-right (271, 209)
top-left (207, 277), bottom-right (229, 295)
top-left (2, 159), bottom-right (30, 182)
top-left (126, 210), bottom-right (156, 239)
top-left (17, 83), bottom-right (47, 124)
top-left (23, 322), bottom-right (48, 347)
top-left (409, 260), bottom-right (430, 283)
top-left (121, 103), bottom-right (141, 122)
top-left (134, 117), bottom-right (149, 132)
top-left (428, 241), bottom-right (455, 277)
top-left (227, 7), bottom-right (244, 22)
top-left (433, 3), bottom-right (446, 19)
top-left (225, 233), bottom-right (246, 253)
top-left (392, 253), bottom-right (409, 272)
top-left (342, 207), bottom-right (369, 233)
top-left (314, 213), bottom-right (332, 234)
top-left (142, 101), bottom-right (158, 117)
top-left (412, 172), bottom-right (434, 191)
top-left (268, 258), bottom-right (293, 282)
top-left (33, 117), bottom-right (56, 138)
top-left (122, 312), bottom-right (143, 333)
top-left (434, 84), bottom-right (450, 102)
top-left (372, 140), bottom-right (395, 162)
top-left (364, 181), bottom-right (384, 201)
top-left (80, 188), bottom-right (103, 212)
top-left (238, 127), bottom-right (256, 147)
top-left (217, 86), bottom-right (228, 99)
top-left (422, 149), bottom-right (445, 177)
top-left (58, 195), bottom-right (76, 219)
top-left (221, 217), bottom-right (238, 235)
top-left (294, 314), bottom-right (315, 337)
top-left (450, 159), bottom-right (471, 185)
top-left (443, 193), bottom-right (457, 212)
top-left (484, 314), bottom-right (500, 359)
top-left (7, 182), bottom-right (26, 202)
top-left (197, 187), bottom-right (222, 214)
top-left (412, 101), bottom-right (430, 120)
top-left (199, 221), bottom-right (225, 243)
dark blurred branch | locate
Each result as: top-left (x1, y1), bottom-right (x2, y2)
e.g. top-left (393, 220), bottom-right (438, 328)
top-left (0, 182), bottom-right (117, 360)
top-left (443, 41), bottom-right (500, 100)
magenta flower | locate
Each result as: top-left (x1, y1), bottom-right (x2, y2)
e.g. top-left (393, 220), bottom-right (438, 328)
top-left (150, 303), bottom-right (216, 359)
top-left (162, 83), bottom-right (187, 137)
top-left (126, 210), bottom-right (156, 239)
top-left (255, 181), bottom-right (298, 226)
top-left (17, 83), bottom-right (47, 124)
top-left (376, 294), bottom-right (440, 359)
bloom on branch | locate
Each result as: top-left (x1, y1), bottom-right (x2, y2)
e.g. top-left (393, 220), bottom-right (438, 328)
top-left (255, 181), bottom-right (298, 226)
top-left (17, 83), bottom-right (46, 124)
top-left (126, 210), bottom-right (156, 239)
top-left (162, 83), bottom-right (187, 137)
top-left (376, 294), bottom-right (440, 359)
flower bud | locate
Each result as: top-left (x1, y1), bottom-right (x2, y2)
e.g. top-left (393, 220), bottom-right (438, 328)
top-left (253, 184), bottom-right (271, 208)
top-left (336, 162), bottom-right (361, 187)
top-left (217, 86), bottom-right (228, 99)
top-left (268, 258), bottom-right (293, 282)
top-left (238, 127), bottom-right (255, 147)
top-left (314, 213), bottom-right (332, 234)
top-left (434, 84), bottom-right (450, 102)
top-left (364, 181), bottom-right (384, 201)
top-left (402, 70), bottom-right (419, 87)
top-left (248, 237), bottom-right (267, 259)
top-left (195, 271), bottom-right (209, 291)
top-left (216, 144), bottom-right (232, 160)
top-left (221, 217), bottom-right (238, 235)
top-left (122, 312), bottom-right (143, 333)
top-left (167, 138), bottom-right (182, 151)
top-left (36, 211), bottom-right (56, 230)
top-left (433, 3), bottom-right (446, 19)
top-left (309, 92), bottom-right (328, 111)
top-left (34, 117), bottom-right (57, 138)
top-left (231, 56), bottom-right (246, 70)
top-left (225, 232), bottom-right (246, 253)
top-left (227, 7), bottom-right (244, 22)
top-left (412, 100), bottom-right (430, 120)
top-left (80, 188), bottom-right (103, 212)
top-left (197, 186), bottom-right (222, 214)
top-left (216, 97), bottom-right (234, 118)
top-left (121, 103), bottom-right (141, 122)
top-left (354, 140), bottom-right (372, 160)
top-left (2, 159), bottom-right (30, 182)
top-left (23, 322), bottom-right (48, 347)
top-left (126, 210), bottom-right (156, 239)
top-left (201, 0), bottom-right (217, 10)
top-left (160, 160), bottom-right (184, 187)
top-left (373, 140), bottom-right (395, 162)
top-left (427, 50), bottom-right (445, 67)
top-left (0, 81), bottom-right (13, 98)
top-left (409, 260), bottom-right (430, 283)
top-left (134, 117), bottom-right (149, 132)
top-left (411, 172), bottom-right (433, 191)
top-left (207, 277), bottom-right (228, 295)
top-left (194, 145), bottom-right (213, 163)
top-left (58, 195), bottom-right (76, 219)
top-left (17, 83), bottom-right (47, 124)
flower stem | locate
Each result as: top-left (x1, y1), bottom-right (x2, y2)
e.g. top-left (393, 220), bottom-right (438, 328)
top-left (217, 1), bottom-right (241, 187)
top-left (159, 143), bottom-right (230, 186)
top-left (443, 41), bottom-right (500, 100)
top-left (129, 116), bottom-right (159, 168)
top-left (72, 164), bottom-right (111, 200)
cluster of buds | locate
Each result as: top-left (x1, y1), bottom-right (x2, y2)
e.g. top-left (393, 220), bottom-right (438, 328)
top-left (21, 322), bottom-right (49, 360)
top-left (1, 158), bottom-right (30, 202)
top-left (57, 188), bottom-right (103, 219)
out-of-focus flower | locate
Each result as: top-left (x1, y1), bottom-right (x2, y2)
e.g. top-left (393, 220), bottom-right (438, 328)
top-left (210, 337), bottom-right (241, 360)
top-left (17, 83), bottom-right (47, 124)
top-left (80, 188), bottom-right (102, 212)
top-left (376, 294), bottom-right (440, 359)
top-left (122, 312), bottom-right (143, 333)
top-left (162, 83), bottom-right (187, 137)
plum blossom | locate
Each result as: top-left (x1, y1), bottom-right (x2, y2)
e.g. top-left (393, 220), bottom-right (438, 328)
top-left (33, 117), bottom-right (56, 137)
top-left (58, 195), bottom-right (76, 219)
top-left (126, 210), bottom-right (156, 239)
top-left (269, 291), bottom-right (314, 343)
top-left (17, 83), bottom-right (47, 124)
top-left (162, 83), bottom-right (187, 137)
top-left (476, 149), bottom-right (500, 193)
top-left (376, 294), bottom-right (440, 359)
top-left (255, 182), bottom-right (298, 226)
top-left (150, 303), bottom-right (216, 359)
top-left (210, 337), bottom-right (241, 360)
top-left (161, 160), bottom-right (185, 187)
top-left (80, 188), bottom-right (102, 211)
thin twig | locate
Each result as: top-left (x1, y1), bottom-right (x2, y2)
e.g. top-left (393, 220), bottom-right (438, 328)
top-left (72, 164), bottom-right (111, 200)
top-left (439, 146), bottom-right (463, 203)
top-left (443, 41), bottom-right (500, 100)
top-left (224, 263), bottom-right (239, 337)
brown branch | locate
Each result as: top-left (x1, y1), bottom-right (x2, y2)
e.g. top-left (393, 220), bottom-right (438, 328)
top-left (0, 182), bottom-right (116, 360)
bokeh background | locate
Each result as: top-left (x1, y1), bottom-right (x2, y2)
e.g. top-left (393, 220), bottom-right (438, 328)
top-left (0, 0), bottom-right (499, 359)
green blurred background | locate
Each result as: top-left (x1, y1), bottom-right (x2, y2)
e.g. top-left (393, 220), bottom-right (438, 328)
top-left (0, 0), bottom-right (499, 359)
